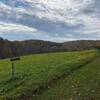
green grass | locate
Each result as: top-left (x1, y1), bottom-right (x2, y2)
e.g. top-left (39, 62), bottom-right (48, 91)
top-left (34, 55), bottom-right (100, 100)
top-left (0, 50), bottom-right (99, 99)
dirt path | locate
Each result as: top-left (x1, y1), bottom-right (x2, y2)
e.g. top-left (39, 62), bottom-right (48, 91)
top-left (24, 56), bottom-right (100, 100)
top-left (32, 56), bottom-right (100, 100)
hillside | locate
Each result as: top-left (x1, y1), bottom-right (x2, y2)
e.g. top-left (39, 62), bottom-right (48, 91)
top-left (0, 50), bottom-right (99, 99)
top-left (0, 37), bottom-right (100, 59)
top-left (34, 54), bottom-right (100, 100)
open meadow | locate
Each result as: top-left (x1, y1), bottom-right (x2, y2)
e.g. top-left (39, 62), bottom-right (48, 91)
top-left (0, 49), bottom-right (99, 99)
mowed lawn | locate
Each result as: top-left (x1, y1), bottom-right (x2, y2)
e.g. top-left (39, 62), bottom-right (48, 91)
top-left (34, 54), bottom-right (100, 100)
top-left (0, 50), bottom-right (99, 99)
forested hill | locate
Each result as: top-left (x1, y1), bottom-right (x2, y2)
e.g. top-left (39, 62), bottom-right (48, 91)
top-left (0, 37), bottom-right (100, 59)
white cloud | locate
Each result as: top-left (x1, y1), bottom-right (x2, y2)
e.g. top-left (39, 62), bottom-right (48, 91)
top-left (0, 0), bottom-right (100, 41)
top-left (0, 22), bottom-right (37, 33)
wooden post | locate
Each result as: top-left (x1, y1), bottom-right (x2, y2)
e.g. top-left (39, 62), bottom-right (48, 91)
top-left (12, 63), bottom-right (14, 80)
top-left (6, 65), bottom-right (9, 80)
top-left (10, 57), bottom-right (20, 81)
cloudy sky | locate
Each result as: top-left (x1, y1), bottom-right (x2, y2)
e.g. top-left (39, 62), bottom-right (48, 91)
top-left (0, 0), bottom-right (100, 42)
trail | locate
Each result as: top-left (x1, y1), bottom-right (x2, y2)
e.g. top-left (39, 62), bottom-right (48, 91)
top-left (26, 56), bottom-right (100, 100)
top-left (32, 56), bottom-right (100, 100)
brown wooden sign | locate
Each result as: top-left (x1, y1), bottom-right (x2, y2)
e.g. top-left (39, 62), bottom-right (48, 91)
top-left (10, 57), bottom-right (21, 80)
top-left (10, 57), bottom-right (20, 61)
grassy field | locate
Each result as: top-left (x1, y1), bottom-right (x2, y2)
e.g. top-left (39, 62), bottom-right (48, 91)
top-left (34, 53), bottom-right (100, 100)
top-left (0, 50), bottom-right (99, 99)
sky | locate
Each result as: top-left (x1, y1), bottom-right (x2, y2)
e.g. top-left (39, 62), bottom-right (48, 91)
top-left (0, 0), bottom-right (100, 42)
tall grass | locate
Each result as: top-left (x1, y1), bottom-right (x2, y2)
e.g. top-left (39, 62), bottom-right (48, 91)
top-left (0, 50), bottom-right (98, 99)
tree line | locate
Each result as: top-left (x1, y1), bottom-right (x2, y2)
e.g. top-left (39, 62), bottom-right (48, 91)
top-left (0, 37), bottom-right (100, 59)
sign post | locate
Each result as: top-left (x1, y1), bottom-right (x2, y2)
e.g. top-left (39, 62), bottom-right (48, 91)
top-left (12, 63), bottom-right (14, 80)
top-left (10, 57), bottom-right (20, 80)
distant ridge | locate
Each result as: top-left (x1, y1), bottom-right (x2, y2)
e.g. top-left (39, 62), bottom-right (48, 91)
top-left (0, 37), bottom-right (100, 59)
